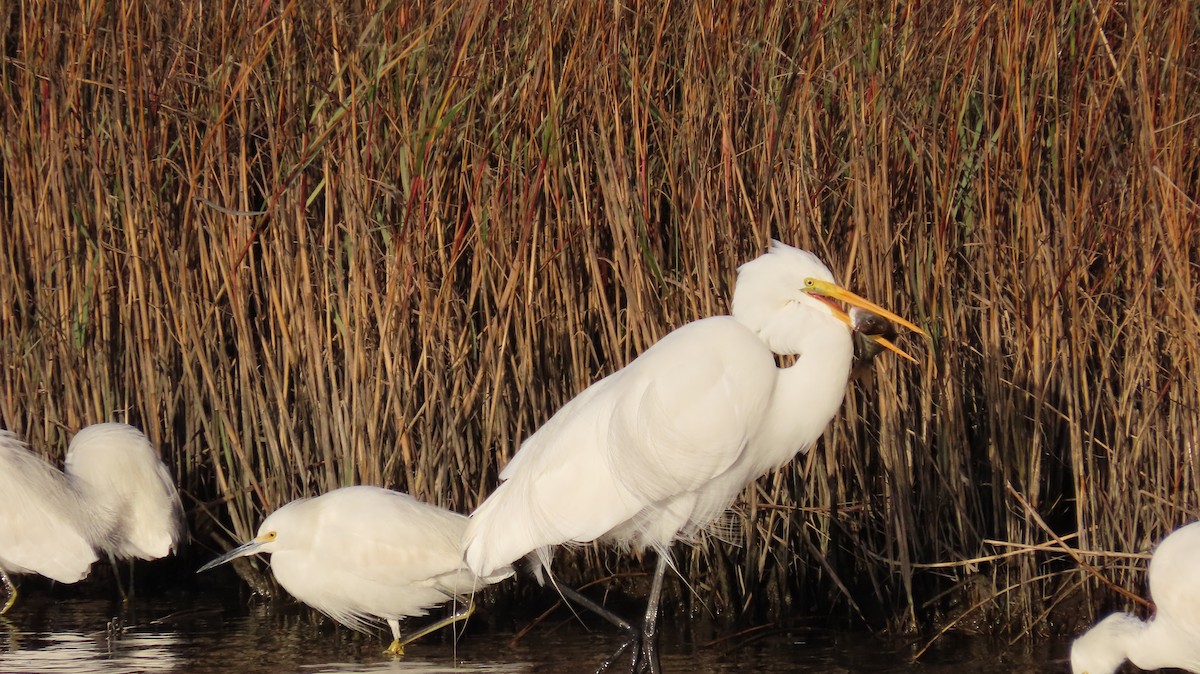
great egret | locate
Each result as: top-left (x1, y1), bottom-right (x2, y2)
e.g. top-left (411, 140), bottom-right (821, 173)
top-left (0, 429), bottom-right (108, 613)
top-left (198, 485), bottom-right (514, 655)
top-left (66, 422), bottom-right (186, 563)
top-left (1071, 521), bottom-right (1200, 674)
top-left (463, 241), bottom-right (923, 672)
top-left (0, 423), bottom-right (186, 613)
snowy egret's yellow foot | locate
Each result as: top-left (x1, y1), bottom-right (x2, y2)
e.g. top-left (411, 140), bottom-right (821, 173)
top-left (395, 600), bottom-right (476, 652)
top-left (381, 602), bottom-right (474, 657)
top-left (0, 569), bottom-right (16, 615)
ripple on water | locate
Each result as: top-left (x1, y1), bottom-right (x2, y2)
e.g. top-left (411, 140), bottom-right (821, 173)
top-left (0, 587), bottom-right (1068, 674)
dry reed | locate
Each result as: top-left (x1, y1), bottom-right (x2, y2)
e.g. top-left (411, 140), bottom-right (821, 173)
top-left (1, 0), bottom-right (1198, 637)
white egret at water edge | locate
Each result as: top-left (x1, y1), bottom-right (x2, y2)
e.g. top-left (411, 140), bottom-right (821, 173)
top-left (66, 423), bottom-right (187, 564)
top-left (0, 430), bottom-right (107, 614)
top-left (198, 486), bottom-right (514, 656)
top-left (1071, 521), bottom-right (1200, 674)
top-left (463, 241), bottom-right (924, 673)
top-left (0, 423), bottom-right (186, 613)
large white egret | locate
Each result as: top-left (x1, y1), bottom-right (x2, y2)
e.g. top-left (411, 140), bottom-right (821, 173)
top-left (66, 422), bottom-right (187, 563)
top-left (463, 241), bottom-right (923, 672)
top-left (0, 430), bottom-right (109, 613)
top-left (0, 422), bottom-right (186, 612)
top-left (1071, 521), bottom-right (1200, 674)
top-left (198, 485), bottom-right (515, 655)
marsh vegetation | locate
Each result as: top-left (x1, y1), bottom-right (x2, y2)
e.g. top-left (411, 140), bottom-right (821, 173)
top-left (1, 0), bottom-right (1197, 642)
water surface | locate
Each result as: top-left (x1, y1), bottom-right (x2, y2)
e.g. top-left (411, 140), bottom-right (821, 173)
top-left (0, 585), bottom-right (1069, 673)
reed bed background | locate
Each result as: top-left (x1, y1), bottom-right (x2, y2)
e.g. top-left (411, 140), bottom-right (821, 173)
top-left (2, 0), bottom-right (1198, 639)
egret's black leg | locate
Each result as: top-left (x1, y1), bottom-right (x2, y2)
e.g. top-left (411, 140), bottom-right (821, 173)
top-left (547, 571), bottom-right (640, 673)
top-left (549, 575), bottom-right (634, 631)
top-left (108, 553), bottom-right (129, 606)
top-left (638, 554), bottom-right (668, 674)
top-left (550, 554), bottom-right (669, 674)
top-left (596, 634), bottom-right (638, 674)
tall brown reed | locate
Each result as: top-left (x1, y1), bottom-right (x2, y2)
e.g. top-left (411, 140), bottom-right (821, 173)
top-left (1, 0), bottom-right (1197, 636)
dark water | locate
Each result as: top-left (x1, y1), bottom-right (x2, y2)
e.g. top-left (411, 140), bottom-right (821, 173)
top-left (0, 585), bottom-right (1069, 674)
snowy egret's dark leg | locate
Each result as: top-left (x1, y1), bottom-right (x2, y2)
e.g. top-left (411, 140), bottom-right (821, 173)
top-left (126, 558), bottom-right (136, 603)
top-left (107, 553), bottom-right (130, 606)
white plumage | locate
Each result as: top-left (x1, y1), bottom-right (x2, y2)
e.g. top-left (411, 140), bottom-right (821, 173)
top-left (465, 242), bottom-right (917, 576)
top-left (0, 430), bottom-right (106, 589)
top-left (66, 422), bottom-right (186, 561)
top-left (198, 485), bottom-right (513, 655)
top-left (1071, 521), bottom-right (1200, 674)
top-left (0, 422), bottom-right (183, 613)
top-left (462, 242), bottom-right (921, 671)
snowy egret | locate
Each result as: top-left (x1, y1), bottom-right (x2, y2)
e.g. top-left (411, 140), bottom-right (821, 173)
top-left (1070, 521), bottom-right (1200, 674)
top-left (463, 241), bottom-right (923, 672)
top-left (66, 422), bottom-right (186, 563)
top-left (0, 429), bottom-right (109, 613)
top-left (198, 485), bottom-right (514, 655)
top-left (0, 422), bottom-right (184, 612)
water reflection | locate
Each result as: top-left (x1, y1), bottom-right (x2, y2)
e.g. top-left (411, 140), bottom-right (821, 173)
top-left (302, 663), bottom-right (527, 674)
top-left (0, 623), bottom-right (179, 674)
top-left (0, 588), bottom-right (1068, 674)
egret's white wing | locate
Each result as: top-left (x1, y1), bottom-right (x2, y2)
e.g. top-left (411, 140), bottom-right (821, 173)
top-left (269, 487), bottom-right (489, 629)
top-left (1148, 522), bottom-right (1200, 631)
top-left (309, 488), bottom-right (471, 588)
top-left (0, 431), bottom-right (98, 583)
top-left (464, 317), bottom-right (775, 576)
top-left (65, 423), bottom-right (185, 560)
top-left (496, 365), bottom-right (617, 481)
top-left (606, 317), bottom-right (776, 503)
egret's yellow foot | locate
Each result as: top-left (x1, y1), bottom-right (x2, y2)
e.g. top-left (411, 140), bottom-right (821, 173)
top-left (0, 571), bottom-right (15, 615)
top-left (382, 600), bottom-right (474, 656)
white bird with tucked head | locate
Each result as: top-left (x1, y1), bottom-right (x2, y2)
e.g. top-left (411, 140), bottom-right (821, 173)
top-left (463, 241), bottom-right (923, 672)
top-left (0, 422), bottom-right (183, 612)
top-left (198, 486), bottom-right (514, 656)
top-left (1071, 521), bottom-right (1200, 674)
top-left (66, 422), bottom-right (186, 563)
top-left (0, 429), bottom-right (108, 613)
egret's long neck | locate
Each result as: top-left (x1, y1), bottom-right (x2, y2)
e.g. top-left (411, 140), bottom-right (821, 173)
top-left (753, 318), bottom-right (854, 469)
top-left (1073, 612), bottom-right (1145, 674)
top-left (1128, 615), bottom-right (1200, 672)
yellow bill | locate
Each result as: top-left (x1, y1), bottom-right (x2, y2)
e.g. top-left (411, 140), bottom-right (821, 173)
top-left (863, 334), bottom-right (918, 363)
top-left (803, 278), bottom-right (924, 363)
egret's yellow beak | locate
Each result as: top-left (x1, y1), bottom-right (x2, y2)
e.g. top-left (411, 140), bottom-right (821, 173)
top-left (861, 333), bottom-right (918, 364)
top-left (804, 278), bottom-right (924, 363)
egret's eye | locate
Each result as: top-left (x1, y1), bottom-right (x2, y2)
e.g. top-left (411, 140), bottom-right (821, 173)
top-left (262, 531), bottom-right (277, 542)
